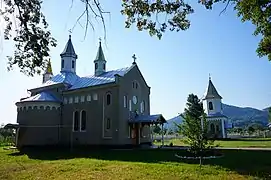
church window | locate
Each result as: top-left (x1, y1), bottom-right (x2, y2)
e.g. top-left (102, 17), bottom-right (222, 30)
top-left (106, 93), bottom-right (111, 105)
top-left (52, 107), bottom-right (56, 110)
top-left (87, 95), bottom-right (91, 102)
top-left (135, 82), bottom-right (138, 89)
top-left (33, 106), bottom-right (37, 110)
top-left (80, 110), bottom-right (87, 131)
top-left (63, 97), bottom-right (68, 104)
top-left (106, 118), bottom-right (111, 129)
top-left (69, 97), bottom-right (73, 104)
top-left (124, 95), bottom-right (127, 108)
top-left (103, 63), bottom-right (105, 70)
top-left (46, 106), bottom-right (50, 110)
top-left (28, 106), bottom-right (32, 110)
top-left (73, 111), bottom-right (79, 131)
top-left (209, 102), bottom-right (213, 110)
top-left (95, 63), bottom-right (98, 70)
top-left (61, 59), bottom-right (64, 68)
top-left (23, 107), bottom-right (27, 111)
top-left (93, 93), bottom-right (98, 100)
top-left (72, 60), bottom-right (75, 68)
top-left (129, 100), bottom-right (132, 111)
top-left (140, 101), bottom-right (145, 113)
top-left (74, 96), bottom-right (79, 103)
top-left (39, 106), bottom-right (44, 110)
top-left (80, 96), bottom-right (85, 103)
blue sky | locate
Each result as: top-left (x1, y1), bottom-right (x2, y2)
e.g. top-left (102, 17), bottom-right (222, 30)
top-left (0, 1), bottom-right (270, 125)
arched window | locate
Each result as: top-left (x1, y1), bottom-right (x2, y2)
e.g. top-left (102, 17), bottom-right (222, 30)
top-left (103, 63), bottom-right (105, 70)
top-left (72, 60), bottom-right (75, 68)
top-left (73, 111), bottom-right (79, 131)
top-left (106, 118), bottom-right (111, 129)
top-left (106, 93), bottom-right (111, 105)
top-left (209, 102), bottom-right (213, 110)
top-left (140, 101), bottom-right (145, 113)
top-left (61, 59), bottom-right (64, 68)
top-left (210, 123), bottom-right (215, 133)
top-left (80, 110), bottom-right (87, 131)
top-left (124, 95), bottom-right (127, 108)
top-left (95, 63), bottom-right (98, 70)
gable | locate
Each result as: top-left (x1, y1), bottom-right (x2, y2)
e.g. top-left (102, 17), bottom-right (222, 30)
top-left (123, 64), bottom-right (150, 89)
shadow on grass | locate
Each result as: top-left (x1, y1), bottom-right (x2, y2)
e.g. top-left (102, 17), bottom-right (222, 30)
top-left (216, 138), bottom-right (271, 142)
top-left (8, 147), bottom-right (271, 179)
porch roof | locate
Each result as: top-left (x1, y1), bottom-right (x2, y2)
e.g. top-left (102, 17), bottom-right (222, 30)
top-left (129, 114), bottom-right (167, 124)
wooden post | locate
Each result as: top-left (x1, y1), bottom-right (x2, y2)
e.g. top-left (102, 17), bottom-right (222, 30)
top-left (161, 123), bottom-right (164, 146)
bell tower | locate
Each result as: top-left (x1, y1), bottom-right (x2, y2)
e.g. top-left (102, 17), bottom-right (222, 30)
top-left (42, 59), bottom-right (53, 83)
top-left (60, 35), bottom-right (78, 73)
top-left (94, 38), bottom-right (106, 76)
top-left (202, 75), bottom-right (223, 115)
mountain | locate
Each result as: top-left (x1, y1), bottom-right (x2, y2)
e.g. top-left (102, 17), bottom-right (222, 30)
top-left (165, 104), bottom-right (269, 130)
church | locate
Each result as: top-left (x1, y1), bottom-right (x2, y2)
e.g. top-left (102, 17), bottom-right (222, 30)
top-left (202, 77), bottom-right (228, 138)
top-left (14, 35), bottom-right (166, 148)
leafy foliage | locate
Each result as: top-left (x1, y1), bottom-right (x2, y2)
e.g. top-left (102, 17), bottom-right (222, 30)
top-left (1, 0), bottom-right (271, 76)
top-left (200, 0), bottom-right (271, 60)
top-left (121, 0), bottom-right (194, 39)
top-left (1, 0), bottom-right (57, 76)
top-left (177, 94), bottom-right (215, 156)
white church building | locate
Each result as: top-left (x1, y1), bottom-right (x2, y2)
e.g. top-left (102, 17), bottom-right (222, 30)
top-left (202, 77), bottom-right (228, 138)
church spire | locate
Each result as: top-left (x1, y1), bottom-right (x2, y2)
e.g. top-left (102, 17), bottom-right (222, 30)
top-left (42, 59), bottom-right (53, 83)
top-left (203, 77), bottom-right (222, 100)
top-left (94, 38), bottom-right (106, 76)
top-left (60, 35), bottom-right (78, 73)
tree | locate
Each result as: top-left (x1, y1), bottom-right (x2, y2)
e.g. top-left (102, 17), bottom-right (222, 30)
top-left (247, 126), bottom-right (255, 136)
top-left (177, 94), bottom-right (215, 160)
top-left (1, 0), bottom-right (271, 76)
top-left (153, 124), bottom-right (162, 134)
top-left (268, 107), bottom-right (271, 123)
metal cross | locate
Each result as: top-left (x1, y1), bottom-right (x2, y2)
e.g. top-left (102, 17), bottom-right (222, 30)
top-left (209, 73), bottom-right (211, 80)
top-left (132, 54), bottom-right (137, 63)
top-left (99, 37), bottom-right (102, 42)
top-left (68, 29), bottom-right (72, 34)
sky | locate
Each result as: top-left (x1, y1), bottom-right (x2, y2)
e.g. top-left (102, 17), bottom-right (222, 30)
top-left (0, 1), bottom-right (270, 125)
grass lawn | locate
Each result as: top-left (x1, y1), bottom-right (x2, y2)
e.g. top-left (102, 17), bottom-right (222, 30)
top-left (159, 138), bottom-right (271, 148)
top-left (0, 147), bottom-right (271, 180)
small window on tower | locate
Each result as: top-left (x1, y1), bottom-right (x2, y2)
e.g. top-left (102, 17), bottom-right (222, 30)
top-left (95, 63), bottom-right (98, 70)
top-left (61, 59), bottom-right (64, 68)
top-left (209, 102), bottom-right (213, 110)
top-left (103, 63), bottom-right (105, 70)
top-left (72, 60), bottom-right (75, 68)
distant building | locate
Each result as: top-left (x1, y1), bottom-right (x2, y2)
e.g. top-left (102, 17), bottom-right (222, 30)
top-left (202, 76), bottom-right (228, 138)
top-left (14, 35), bottom-right (166, 148)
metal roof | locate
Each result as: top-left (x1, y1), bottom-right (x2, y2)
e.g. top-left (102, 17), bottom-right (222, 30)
top-left (203, 79), bottom-right (222, 100)
top-left (207, 112), bottom-right (227, 118)
top-left (20, 92), bottom-right (60, 102)
top-left (129, 114), bottom-right (166, 124)
top-left (69, 66), bottom-right (132, 90)
top-left (30, 65), bottom-right (134, 91)
top-left (94, 40), bottom-right (106, 62)
top-left (60, 35), bottom-right (77, 58)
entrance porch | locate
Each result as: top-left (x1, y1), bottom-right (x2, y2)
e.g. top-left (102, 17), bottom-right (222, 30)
top-left (128, 114), bottom-right (166, 146)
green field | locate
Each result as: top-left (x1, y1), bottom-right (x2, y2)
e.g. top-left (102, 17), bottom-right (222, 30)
top-left (159, 138), bottom-right (271, 148)
top-left (0, 147), bottom-right (271, 180)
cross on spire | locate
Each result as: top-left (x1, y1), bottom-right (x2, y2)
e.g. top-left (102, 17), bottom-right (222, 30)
top-left (132, 54), bottom-right (137, 64)
top-left (209, 73), bottom-right (211, 81)
top-left (68, 29), bottom-right (72, 39)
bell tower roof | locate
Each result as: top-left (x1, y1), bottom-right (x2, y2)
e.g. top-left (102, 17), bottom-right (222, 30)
top-left (203, 77), bottom-right (222, 100)
top-left (94, 38), bottom-right (106, 62)
top-left (60, 35), bottom-right (77, 58)
top-left (45, 59), bottom-right (53, 75)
